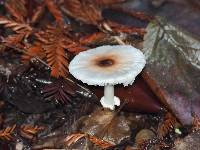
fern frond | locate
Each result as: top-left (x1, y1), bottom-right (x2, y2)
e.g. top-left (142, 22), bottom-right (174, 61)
top-left (36, 26), bottom-right (70, 78)
top-left (0, 124), bottom-right (16, 140)
top-left (21, 42), bottom-right (45, 63)
top-left (63, 0), bottom-right (102, 25)
top-left (5, 0), bottom-right (27, 22)
top-left (44, 0), bottom-right (64, 26)
top-left (88, 135), bottom-right (114, 149)
top-left (20, 124), bottom-right (44, 140)
top-left (0, 17), bottom-right (32, 33)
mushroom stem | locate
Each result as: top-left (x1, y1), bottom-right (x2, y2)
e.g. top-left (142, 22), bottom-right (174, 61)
top-left (100, 85), bottom-right (120, 110)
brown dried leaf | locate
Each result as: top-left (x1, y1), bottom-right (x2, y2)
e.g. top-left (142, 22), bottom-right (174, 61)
top-left (44, 0), bottom-right (64, 26)
top-left (5, 0), bottom-right (27, 22)
top-left (143, 19), bottom-right (200, 125)
top-left (0, 124), bottom-right (16, 140)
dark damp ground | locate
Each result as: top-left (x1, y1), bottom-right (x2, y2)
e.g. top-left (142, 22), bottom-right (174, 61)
top-left (0, 40), bottom-right (193, 150)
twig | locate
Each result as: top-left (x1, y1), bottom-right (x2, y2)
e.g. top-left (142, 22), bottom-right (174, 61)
top-left (102, 22), bottom-right (126, 45)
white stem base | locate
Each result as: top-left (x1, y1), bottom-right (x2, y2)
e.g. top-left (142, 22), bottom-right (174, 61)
top-left (100, 85), bottom-right (120, 110)
top-left (100, 96), bottom-right (120, 110)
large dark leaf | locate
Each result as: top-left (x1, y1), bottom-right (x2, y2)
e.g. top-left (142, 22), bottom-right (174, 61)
top-left (142, 18), bottom-right (200, 125)
top-left (92, 76), bottom-right (162, 113)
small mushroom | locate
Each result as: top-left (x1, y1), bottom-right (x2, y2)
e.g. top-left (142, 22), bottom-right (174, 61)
top-left (69, 45), bottom-right (146, 110)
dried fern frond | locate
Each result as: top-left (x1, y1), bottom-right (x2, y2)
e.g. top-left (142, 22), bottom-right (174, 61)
top-left (63, 0), bottom-right (103, 25)
top-left (157, 112), bottom-right (177, 138)
top-left (63, 32), bottom-right (108, 54)
top-left (64, 133), bottom-right (114, 149)
top-left (21, 42), bottom-right (45, 63)
top-left (79, 32), bottom-right (108, 45)
top-left (1, 33), bottom-right (26, 48)
top-left (88, 135), bottom-right (114, 149)
top-left (110, 8), bottom-right (153, 21)
top-left (0, 124), bottom-right (16, 140)
top-left (192, 114), bottom-right (200, 131)
top-left (20, 124), bottom-right (44, 139)
top-left (0, 17), bottom-right (32, 33)
top-left (21, 125), bottom-right (44, 135)
top-left (0, 17), bottom-right (33, 46)
top-left (63, 32), bottom-right (109, 53)
top-left (46, 42), bottom-right (68, 78)
top-left (5, 0), bottom-right (27, 22)
top-left (44, 0), bottom-right (65, 26)
top-left (4, 0), bottom-right (46, 25)
top-left (36, 26), bottom-right (71, 77)
top-left (105, 20), bottom-right (146, 36)
top-left (34, 25), bottom-right (90, 77)
top-left (30, 5), bottom-right (45, 24)
top-left (63, 43), bottom-right (88, 54)
top-left (42, 78), bottom-right (76, 104)
top-left (64, 133), bottom-right (85, 147)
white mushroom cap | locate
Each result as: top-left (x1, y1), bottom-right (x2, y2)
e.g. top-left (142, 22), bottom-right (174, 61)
top-left (69, 45), bottom-right (146, 86)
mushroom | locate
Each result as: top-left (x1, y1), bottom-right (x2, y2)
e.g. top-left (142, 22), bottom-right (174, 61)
top-left (69, 45), bottom-right (146, 110)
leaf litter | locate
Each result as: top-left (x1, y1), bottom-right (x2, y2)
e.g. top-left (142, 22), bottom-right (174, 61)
top-left (0, 0), bottom-right (200, 149)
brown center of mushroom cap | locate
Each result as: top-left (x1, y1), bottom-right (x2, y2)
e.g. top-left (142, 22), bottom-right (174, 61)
top-left (90, 54), bottom-right (121, 72)
top-left (97, 58), bottom-right (115, 67)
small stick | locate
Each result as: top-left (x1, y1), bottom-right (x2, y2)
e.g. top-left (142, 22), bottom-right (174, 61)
top-left (102, 22), bottom-right (126, 45)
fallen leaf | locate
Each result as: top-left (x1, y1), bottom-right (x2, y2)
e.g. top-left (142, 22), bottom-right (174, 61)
top-left (142, 18), bottom-right (200, 125)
